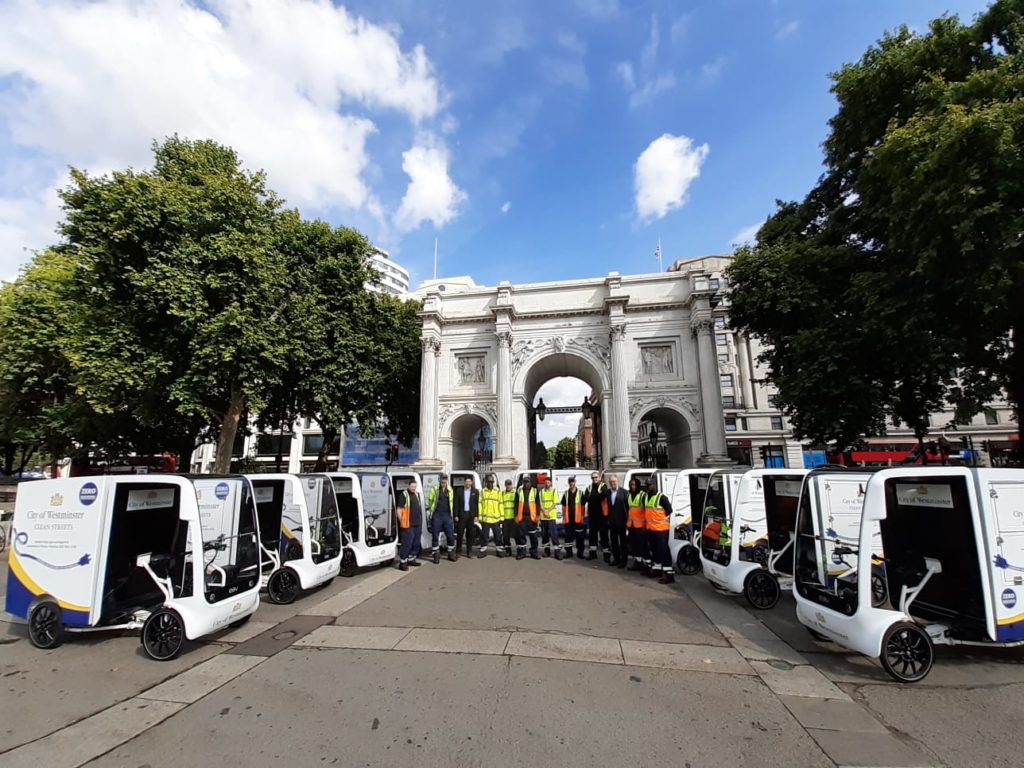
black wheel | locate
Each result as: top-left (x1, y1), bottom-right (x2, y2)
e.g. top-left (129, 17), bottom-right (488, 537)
top-left (142, 609), bottom-right (185, 661)
top-left (267, 567), bottom-right (300, 604)
top-left (806, 626), bottom-right (832, 643)
top-left (28, 599), bottom-right (63, 649)
top-left (871, 571), bottom-right (888, 608)
top-left (340, 549), bottom-right (357, 578)
top-left (880, 621), bottom-right (933, 683)
top-left (676, 545), bottom-right (702, 576)
top-left (744, 570), bottom-right (781, 610)
top-left (0, 524), bottom-right (7, 553)
top-left (229, 613), bottom-right (252, 629)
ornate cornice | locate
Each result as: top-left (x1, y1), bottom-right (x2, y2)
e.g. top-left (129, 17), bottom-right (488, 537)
top-left (496, 330), bottom-right (512, 348)
top-left (438, 401), bottom-right (498, 428)
top-left (421, 337), bottom-right (441, 355)
top-left (690, 318), bottom-right (714, 334)
top-left (629, 395), bottom-right (700, 422)
top-left (609, 324), bottom-right (628, 343)
top-left (510, 334), bottom-right (611, 380)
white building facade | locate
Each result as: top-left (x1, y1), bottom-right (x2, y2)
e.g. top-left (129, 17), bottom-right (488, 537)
top-left (366, 249), bottom-right (410, 296)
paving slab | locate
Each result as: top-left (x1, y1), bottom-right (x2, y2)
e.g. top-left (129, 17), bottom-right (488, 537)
top-left (294, 624), bottom-right (412, 650)
top-left (209, 619), bottom-right (277, 644)
top-left (138, 653), bottom-right (265, 704)
top-left (395, 627), bottom-right (511, 655)
top-left (807, 727), bottom-right (936, 767)
top-left (620, 638), bottom-right (753, 675)
top-left (778, 694), bottom-right (888, 733)
top-left (731, 634), bottom-right (810, 666)
top-left (225, 614), bottom-right (333, 657)
top-left (507, 631), bottom-right (623, 665)
top-left (301, 567), bottom-right (411, 617)
top-left (1, 697), bottom-right (184, 768)
top-left (750, 660), bottom-right (851, 700)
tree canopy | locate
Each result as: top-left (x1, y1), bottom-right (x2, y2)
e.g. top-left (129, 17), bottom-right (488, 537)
top-left (729, 0), bottom-right (1024, 450)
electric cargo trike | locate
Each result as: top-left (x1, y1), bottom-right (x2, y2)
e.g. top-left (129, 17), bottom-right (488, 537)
top-left (668, 469), bottom-right (714, 575)
top-left (327, 471), bottom-right (398, 575)
top-left (246, 473), bottom-right (342, 604)
top-left (6, 475), bottom-right (261, 660)
top-left (700, 468), bottom-right (810, 609)
top-left (795, 467), bottom-right (1024, 682)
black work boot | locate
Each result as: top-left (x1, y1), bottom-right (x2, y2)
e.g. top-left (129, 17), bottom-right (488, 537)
top-left (603, 551), bottom-right (612, 564)
top-left (496, 549), bottom-right (506, 558)
top-left (543, 548), bottom-right (551, 558)
top-left (555, 550), bottom-right (564, 561)
top-left (530, 552), bottom-right (541, 560)
top-left (565, 548), bottom-right (573, 559)
top-left (587, 552), bottom-right (597, 561)
top-left (432, 551), bottom-right (440, 564)
top-left (449, 550), bottom-right (458, 562)
top-left (516, 551), bottom-right (526, 561)
top-left (478, 549), bottom-right (487, 558)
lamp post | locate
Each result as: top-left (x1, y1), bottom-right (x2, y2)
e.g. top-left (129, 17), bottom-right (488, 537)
top-left (648, 424), bottom-right (659, 468)
top-left (536, 398), bottom-right (547, 421)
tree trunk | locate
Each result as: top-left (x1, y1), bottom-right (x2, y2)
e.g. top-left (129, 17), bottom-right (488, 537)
top-left (214, 384), bottom-right (246, 474)
top-left (2, 443), bottom-right (14, 476)
top-left (314, 424), bottom-right (337, 472)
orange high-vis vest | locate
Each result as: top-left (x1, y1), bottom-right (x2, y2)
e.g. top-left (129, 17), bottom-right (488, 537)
top-left (398, 490), bottom-right (413, 529)
top-left (515, 487), bottom-right (539, 523)
top-left (645, 492), bottom-right (670, 532)
top-left (627, 491), bottom-right (647, 529)
top-left (561, 489), bottom-right (585, 524)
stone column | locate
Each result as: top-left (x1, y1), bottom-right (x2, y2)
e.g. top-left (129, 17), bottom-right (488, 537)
top-left (736, 333), bottom-right (756, 410)
top-left (609, 323), bottom-right (635, 464)
top-left (495, 330), bottom-right (514, 460)
top-left (693, 318), bottom-right (732, 464)
top-left (415, 337), bottom-right (441, 465)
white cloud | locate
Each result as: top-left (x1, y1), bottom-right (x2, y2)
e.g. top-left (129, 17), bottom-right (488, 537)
top-left (615, 61), bottom-right (635, 90)
top-left (543, 30), bottom-right (588, 89)
top-left (634, 134), bottom-right (709, 221)
top-left (698, 56), bottom-right (727, 86)
top-left (534, 377), bottom-right (591, 446)
top-left (500, 201), bottom-right (511, 214)
top-left (670, 14), bottom-right (690, 43)
top-left (0, 0), bottom-right (445, 276)
top-left (575, 0), bottom-right (619, 19)
top-left (629, 74), bottom-right (676, 109)
top-left (730, 220), bottom-right (764, 248)
top-left (480, 17), bottom-right (529, 63)
top-left (776, 20), bottom-right (800, 39)
top-left (395, 136), bottom-right (466, 232)
top-left (0, 181), bottom-right (62, 281)
top-left (617, 15), bottom-right (677, 109)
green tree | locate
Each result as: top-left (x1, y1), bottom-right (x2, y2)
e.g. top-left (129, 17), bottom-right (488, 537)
top-left (729, 2), bottom-right (1024, 450)
top-left (534, 440), bottom-right (549, 468)
top-left (60, 137), bottom-right (289, 472)
top-left (552, 437), bottom-right (578, 469)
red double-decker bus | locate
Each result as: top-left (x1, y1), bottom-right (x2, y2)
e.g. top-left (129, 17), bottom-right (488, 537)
top-left (829, 440), bottom-right (952, 467)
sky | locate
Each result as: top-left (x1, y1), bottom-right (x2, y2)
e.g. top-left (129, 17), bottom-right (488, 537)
top-left (0, 0), bottom-right (993, 443)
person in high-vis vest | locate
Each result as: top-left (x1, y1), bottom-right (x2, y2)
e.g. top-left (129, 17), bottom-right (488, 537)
top-left (626, 477), bottom-right (648, 572)
top-left (538, 475), bottom-right (562, 559)
top-left (583, 471), bottom-right (611, 562)
top-left (428, 473), bottom-right (457, 564)
top-left (501, 479), bottom-right (516, 556)
top-left (514, 477), bottom-right (541, 560)
top-left (645, 476), bottom-right (675, 584)
top-left (477, 474), bottom-right (505, 558)
top-left (396, 480), bottom-right (424, 571)
top-left (560, 476), bottom-right (586, 558)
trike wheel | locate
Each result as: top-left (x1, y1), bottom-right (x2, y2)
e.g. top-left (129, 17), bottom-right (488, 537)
top-left (880, 621), bottom-right (933, 683)
top-left (28, 599), bottom-right (63, 649)
top-left (676, 545), bottom-right (701, 576)
top-left (744, 570), bottom-right (781, 610)
top-left (0, 524), bottom-right (7, 553)
top-left (267, 568), bottom-right (300, 604)
top-left (142, 609), bottom-right (185, 661)
top-left (339, 549), bottom-right (357, 578)
top-left (871, 571), bottom-right (888, 608)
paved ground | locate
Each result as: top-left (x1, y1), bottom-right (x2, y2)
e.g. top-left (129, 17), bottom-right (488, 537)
top-left (2, 551), bottom-right (1023, 767)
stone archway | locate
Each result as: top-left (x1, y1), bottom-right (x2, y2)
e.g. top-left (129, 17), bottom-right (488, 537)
top-left (437, 404), bottom-right (496, 471)
top-left (633, 404), bottom-right (697, 468)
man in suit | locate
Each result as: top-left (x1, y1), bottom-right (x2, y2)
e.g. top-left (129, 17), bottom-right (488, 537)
top-left (455, 475), bottom-right (480, 558)
top-left (606, 473), bottom-right (629, 568)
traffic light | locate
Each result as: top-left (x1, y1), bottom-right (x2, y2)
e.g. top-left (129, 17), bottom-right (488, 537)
top-left (758, 446), bottom-right (768, 461)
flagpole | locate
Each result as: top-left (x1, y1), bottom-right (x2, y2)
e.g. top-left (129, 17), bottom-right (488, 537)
top-left (433, 237), bottom-right (438, 280)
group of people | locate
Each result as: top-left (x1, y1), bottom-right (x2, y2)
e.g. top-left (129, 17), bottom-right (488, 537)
top-left (396, 470), bottom-right (677, 584)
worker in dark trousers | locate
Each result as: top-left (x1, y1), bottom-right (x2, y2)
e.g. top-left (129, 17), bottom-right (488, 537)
top-left (514, 477), bottom-right (541, 560)
top-left (560, 476), bottom-right (586, 558)
top-left (501, 479), bottom-right (516, 556)
top-left (428, 473), bottom-right (457, 563)
top-left (538, 475), bottom-right (562, 559)
top-left (396, 480), bottom-right (424, 571)
top-left (606, 474), bottom-right (628, 568)
top-left (583, 471), bottom-right (610, 562)
top-left (645, 476), bottom-right (675, 584)
top-left (455, 475), bottom-right (479, 558)
top-left (477, 474), bottom-right (505, 557)
top-left (626, 477), bottom-right (648, 572)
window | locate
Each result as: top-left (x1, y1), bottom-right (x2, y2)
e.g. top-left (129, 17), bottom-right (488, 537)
top-left (720, 373), bottom-right (734, 388)
top-left (770, 416), bottom-right (784, 430)
top-left (725, 417), bottom-right (737, 432)
top-left (740, 417), bottom-right (748, 431)
top-left (985, 408), bottom-right (999, 425)
top-left (256, 434), bottom-right (292, 457)
top-left (713, 316), bottom-right (726, 329)
top-left (302, 434), bottom-right (342, 456)
top-left (718, 353), bottom-right (729, 364)
top-left (767, 394), bottom-right (778, 408)
top-left (722, 395), bottom-right (736, 408)
top-left (709, 278), bottom-right (720, 290)
top-left (715, 333), bottom-right (728, 347)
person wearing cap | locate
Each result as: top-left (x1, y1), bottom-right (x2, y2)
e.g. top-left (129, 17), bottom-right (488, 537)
top-left (455, 475), bottom-right (479, 558)
top-left (477, 474), bottom-right (505, 558)
top-left (645, 475), bottom-right (675, 584)
top-left (514, 476), bottom-right (541, 560)
top-left (501, 479), bottom-right (517, 556)
top-left (582, 471), bottom-right (611, 562)
top-left (538, 475), bottom-right (562, 559)
top-left (428, 473), bottom-right (457, 563)
top-left (396, 479), bottom-right (424, 571)
top-left (560, 476), bottom-right (586, 558)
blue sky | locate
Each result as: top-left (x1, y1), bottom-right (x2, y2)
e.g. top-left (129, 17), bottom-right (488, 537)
top-left (0, 0), bottom-right (991, 289)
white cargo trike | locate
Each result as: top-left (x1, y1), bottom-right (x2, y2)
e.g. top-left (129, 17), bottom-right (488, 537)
top-left (246, 474), bottom-right (342, 604)
top-left (795, 467), bottom-right (1024, 683)
top-left (700, 468), bottom-right (809, 609)
top-left (327, 471), bottom-right (398, 576)
top-left (5, 475), bottom-right (261, 660)
top-left (668, 469), bottom-right (714, 575)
